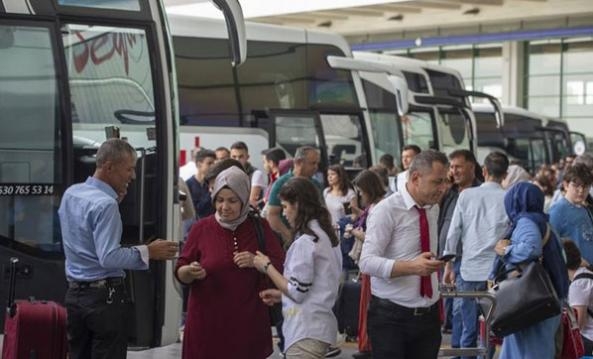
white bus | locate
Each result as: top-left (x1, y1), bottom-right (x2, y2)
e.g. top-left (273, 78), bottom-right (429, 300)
top-left (170, 16), bottom-right (392, 177)
top-left (0, 0), bottom-right (245, 348)
top-left (328, 52), bottom-right (504, 166)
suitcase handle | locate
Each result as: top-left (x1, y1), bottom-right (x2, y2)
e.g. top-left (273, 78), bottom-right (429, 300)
top-left (7, 257), bottom-right (19, 317)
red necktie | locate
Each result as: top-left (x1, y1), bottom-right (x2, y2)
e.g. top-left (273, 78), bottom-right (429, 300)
top-left (416, 207), bottom-right (433, 298)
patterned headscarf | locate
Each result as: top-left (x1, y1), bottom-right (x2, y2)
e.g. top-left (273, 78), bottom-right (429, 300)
top-left (212, 166), bottom-right (251, 231)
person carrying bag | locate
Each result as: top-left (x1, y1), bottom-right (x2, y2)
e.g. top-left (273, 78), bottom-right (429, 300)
top-left (489, 182), bottom-right (567, 359)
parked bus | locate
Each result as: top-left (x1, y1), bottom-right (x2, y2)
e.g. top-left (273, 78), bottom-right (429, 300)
top-left (328, 52), bottom-right (503, 166)
top-left (0, 0), bottom-right (245, 348)
top-left (170, 15), bottom-right (386, 178)
top-left (473, 104), bottom-right (585, 173)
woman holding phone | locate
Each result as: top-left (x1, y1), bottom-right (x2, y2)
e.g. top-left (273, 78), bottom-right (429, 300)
top-left (324, 164), bottom-right (355, 226)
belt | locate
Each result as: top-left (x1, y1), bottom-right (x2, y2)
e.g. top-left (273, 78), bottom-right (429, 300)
top-left (68, 277), bottom-right (124, 289)
top-left (371, 295), bottom-right (438, 316)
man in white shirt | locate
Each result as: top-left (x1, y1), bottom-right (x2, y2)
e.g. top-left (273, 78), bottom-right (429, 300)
top-left (396, 144), bottom-right (421, 192)
top-left (359, 149), bottom-right (449, 359)
top-left (442, 151), bottom-right (509, 358)
top-left (229, 141), bottom-right (268, 208)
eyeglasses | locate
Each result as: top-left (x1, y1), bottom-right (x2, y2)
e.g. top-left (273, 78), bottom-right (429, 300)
top-left (569, 182), bottom-right (591, 191)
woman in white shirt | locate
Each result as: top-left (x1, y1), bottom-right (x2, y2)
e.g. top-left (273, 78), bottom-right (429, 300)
top-left (254, 177), bottom-right (342, 359)
top-left (564, 239), bottom-right (593, 355)
top-left (323, 164), bottom-right (355, 225)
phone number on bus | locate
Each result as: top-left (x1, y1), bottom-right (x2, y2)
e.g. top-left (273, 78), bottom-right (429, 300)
top-left (0, 185), bottom-right (55, 196)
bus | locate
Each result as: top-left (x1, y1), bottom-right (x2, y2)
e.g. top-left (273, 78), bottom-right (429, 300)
top-left (328, 52), bottom-right (503, 165)
top-left (473, 104), bottom-right (584, 173)
top-left (170, 15), bottom-right (387, 178)
top-left (0, 0), bottom-right (246, 348)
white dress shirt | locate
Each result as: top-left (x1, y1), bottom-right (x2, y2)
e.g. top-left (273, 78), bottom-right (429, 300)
top-left (359, 183), bottom-right (440, 308)
top-left (396, 170), bottom-right (408, 192)
top-left (443, 182), bottom-right (509, 282)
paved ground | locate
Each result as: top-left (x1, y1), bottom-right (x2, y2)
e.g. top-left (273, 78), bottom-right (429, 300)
top-left (125, 333), bottom-right (499, 359)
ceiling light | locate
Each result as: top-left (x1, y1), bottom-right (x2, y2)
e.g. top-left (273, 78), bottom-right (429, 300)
top-left (318, 20), bottom-right (332, 27)
top-left (388, 14), bottom-right (404, 21)
top-left (463, 7), bottom-right (480, 15)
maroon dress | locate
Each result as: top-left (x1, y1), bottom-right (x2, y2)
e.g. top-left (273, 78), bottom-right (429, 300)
top-left (176, 215), bottom-right (285, 359)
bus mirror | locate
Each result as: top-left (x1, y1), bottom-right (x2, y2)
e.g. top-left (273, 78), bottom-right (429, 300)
top-left (212, 0), bottom-right (247, 66)
top-left (388, 75), bottom-right (409, 116)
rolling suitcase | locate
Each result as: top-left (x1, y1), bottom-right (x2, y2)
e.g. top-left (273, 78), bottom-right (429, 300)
top-left (336, 279), bottom-right (361, 340)
top-left (2, 257), bottom-right (68, 359)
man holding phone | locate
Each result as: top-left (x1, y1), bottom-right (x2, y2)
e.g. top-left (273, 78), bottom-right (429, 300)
top-left (360, 150), bottom-right (449, 359)
top-left (442, 151), bottom-right (509, 357)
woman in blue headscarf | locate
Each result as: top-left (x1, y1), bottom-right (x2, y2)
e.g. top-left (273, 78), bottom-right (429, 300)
top-left (493, 182), bottom-right (562, 359)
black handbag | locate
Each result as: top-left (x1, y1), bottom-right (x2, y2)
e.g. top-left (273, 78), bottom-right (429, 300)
top-left (482, 260), bottom-right (561, 337)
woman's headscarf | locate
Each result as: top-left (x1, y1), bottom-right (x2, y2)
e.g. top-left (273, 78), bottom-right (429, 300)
top-left (504, 181), bottom-right (548, 238)
top-left (211, 166), bottom-right (251, 231)
top-left (501, 164), bottom-right (531, 190)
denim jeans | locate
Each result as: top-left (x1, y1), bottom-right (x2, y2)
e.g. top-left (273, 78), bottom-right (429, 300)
top-left (457, 276), bottom-right (487, 359)
top-left (451, 260), bottom-right (463, 350)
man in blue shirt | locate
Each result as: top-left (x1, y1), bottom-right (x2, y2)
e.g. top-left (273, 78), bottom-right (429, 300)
top-left (443, 151), bottom-right (509, 358)
top-left (186, 148), bottom-right (216, 219)
top-left (59, 139), bottom-right (178, 359)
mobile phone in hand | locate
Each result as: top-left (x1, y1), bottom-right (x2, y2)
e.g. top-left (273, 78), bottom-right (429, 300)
top-left (438, 254), bottom-right (456, 262)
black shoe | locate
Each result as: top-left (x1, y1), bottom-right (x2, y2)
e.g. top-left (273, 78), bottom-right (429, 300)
top-left (325, 345), bottom-right (342, 358)
top-left (352, 351), bottom-right (372, 359)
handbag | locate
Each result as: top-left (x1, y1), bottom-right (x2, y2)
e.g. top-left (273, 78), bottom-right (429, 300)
top-left (482, 260), bottom-right (561, 337)
top-left (561, 304), bottom-right (585, 359)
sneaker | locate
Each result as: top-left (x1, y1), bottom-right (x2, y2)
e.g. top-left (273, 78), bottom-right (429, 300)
top-left (325, 345), bottom-right (342, 358)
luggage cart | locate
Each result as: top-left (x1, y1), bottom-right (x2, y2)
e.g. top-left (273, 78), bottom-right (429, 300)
top-left (438, 285), bottom-right (496, 358)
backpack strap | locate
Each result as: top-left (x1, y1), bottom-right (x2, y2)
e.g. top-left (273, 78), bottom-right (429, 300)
top-left (572, 272), bottom-right (593, 318)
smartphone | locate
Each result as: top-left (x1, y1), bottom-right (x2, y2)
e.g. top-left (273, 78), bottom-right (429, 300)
top-left (438, 254), bottom-right (456, 262)
top-left (342, 202), bottom-right (352, 215)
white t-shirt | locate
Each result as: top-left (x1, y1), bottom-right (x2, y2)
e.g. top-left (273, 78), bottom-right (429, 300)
top-left (323, 188), bottom-right (355, 225)
top-left (251, 169), bottom-right (267, 189)
top-left (569, 267), bottom-right (593, 341)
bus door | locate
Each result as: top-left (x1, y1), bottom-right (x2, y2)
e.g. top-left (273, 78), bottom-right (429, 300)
top-left (542, 128), bottom-right (571, 164)
top-left (316, 108), bottom-right (372, 179)
top-left (414, 95), bottom-right (475, 156)
top-left (402, 105), bottom-right (439, 152)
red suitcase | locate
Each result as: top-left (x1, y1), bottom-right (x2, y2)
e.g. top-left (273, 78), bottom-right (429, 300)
top-left (2, 257), bottom-right (68, 359)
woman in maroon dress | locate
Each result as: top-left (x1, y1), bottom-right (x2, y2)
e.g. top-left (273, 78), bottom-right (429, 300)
top-left (175, 166), bottom-right (285, 359)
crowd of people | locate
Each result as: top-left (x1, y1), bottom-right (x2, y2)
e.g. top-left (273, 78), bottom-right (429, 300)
top-left (60, 136), bottom-right (593, 359)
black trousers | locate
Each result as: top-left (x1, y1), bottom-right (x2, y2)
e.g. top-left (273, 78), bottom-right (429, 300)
top-left (367, 296), bottom-right (442, 359)
top-left (65, 282), bottom-right (130, 359)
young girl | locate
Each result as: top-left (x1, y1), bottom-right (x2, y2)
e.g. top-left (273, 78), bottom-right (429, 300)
top-left (254, 177), bottom-right (342, 359)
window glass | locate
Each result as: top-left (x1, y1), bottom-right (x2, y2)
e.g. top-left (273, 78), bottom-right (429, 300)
top-left (528, 76), bottom-right (561, 96)
top-left (527, 96), bottom-right (560, 118)
top-left (58, 0), bottom-right (140, 11)
top-left (403, 111), bottom-right (435, 150)
top-left (306, 45), bottom-right (358, 107)
top-left (474, 47), bottom-right (502, 78)
top-left (369, 111), bottom-right (401, 165)
top-left (438, 109), bottom-right (470, 155)
top-left (528, 42), bottom-right (561, 75)
top-left (63, 24), bottom-right (156, 148)
top-left (563, 40), bottom-right (593, 74)
top-left (319, 114), bottom-right (365, 168)
top-left (440, 47), bottom-right (473, 79)
top-left (0, 24), bottom-right (62, 252)
top-left (274, 115), bottom-right (320, 157)
top-left (174, 36), bottom-right (238, 125)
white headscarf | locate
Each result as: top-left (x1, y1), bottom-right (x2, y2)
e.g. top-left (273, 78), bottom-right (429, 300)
top-left (211, 166), bottom-right (251, 231)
